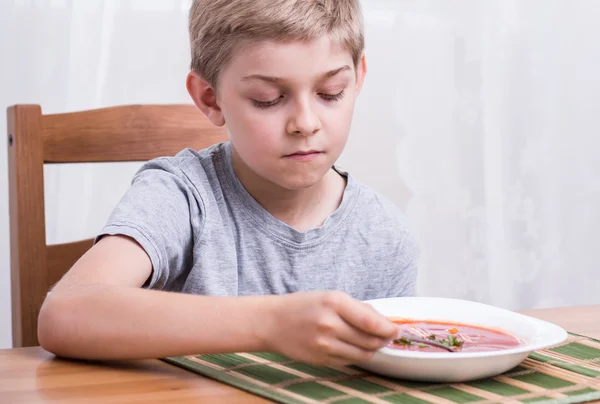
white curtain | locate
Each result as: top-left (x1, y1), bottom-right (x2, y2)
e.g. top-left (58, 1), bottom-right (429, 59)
top-left (1, 0), bottom-right (599, 348)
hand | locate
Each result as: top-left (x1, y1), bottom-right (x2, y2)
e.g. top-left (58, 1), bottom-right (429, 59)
top-left (264, 291), bottom-right (398, 366)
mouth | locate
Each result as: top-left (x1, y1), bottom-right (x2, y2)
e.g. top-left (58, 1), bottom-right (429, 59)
top-left (283, 150), bottom-right (323, 161)
top-left (285, 149), bottom-right (321, 156)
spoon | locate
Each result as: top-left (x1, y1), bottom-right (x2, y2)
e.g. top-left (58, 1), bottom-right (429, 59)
top-left (394, 334), bottom-right (460, 352)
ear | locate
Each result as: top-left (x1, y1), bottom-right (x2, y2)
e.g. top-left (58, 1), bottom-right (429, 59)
top-left (186, 72), bottom-right (225, 126)
top-left (354, 54), bottom-right (367, 97)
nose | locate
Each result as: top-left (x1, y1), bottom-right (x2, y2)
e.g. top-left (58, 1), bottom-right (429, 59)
top-left (286, 97), bottom-right (321, 136)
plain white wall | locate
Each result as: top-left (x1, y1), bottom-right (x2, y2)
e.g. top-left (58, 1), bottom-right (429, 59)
top-left (2, 0), bottom-right (600, 349)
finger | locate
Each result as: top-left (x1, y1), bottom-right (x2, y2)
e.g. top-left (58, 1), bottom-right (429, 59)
top-left (337, 320), bottom-right (391, 351)
top-left (336, 298), bottom-right (397, 339)
top-left (325, 340), bottom-right (376, 365)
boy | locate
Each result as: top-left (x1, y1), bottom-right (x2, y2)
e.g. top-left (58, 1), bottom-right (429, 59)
top-left (38, 0), bottom-right (418, 367)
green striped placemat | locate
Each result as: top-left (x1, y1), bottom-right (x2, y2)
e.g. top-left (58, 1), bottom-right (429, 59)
top-left (163, 333), bottom-right (600, 404)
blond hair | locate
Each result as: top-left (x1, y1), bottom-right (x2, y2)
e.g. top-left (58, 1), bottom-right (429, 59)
top-left (188, 0), bottom-right (364, 87)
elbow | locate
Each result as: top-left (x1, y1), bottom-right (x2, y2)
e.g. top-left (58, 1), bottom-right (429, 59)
top-left (37, 293), bottom-right (75, 357)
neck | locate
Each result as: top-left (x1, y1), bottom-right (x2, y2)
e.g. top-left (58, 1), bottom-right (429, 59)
top-left (231, 149), bottom-right (346, 232)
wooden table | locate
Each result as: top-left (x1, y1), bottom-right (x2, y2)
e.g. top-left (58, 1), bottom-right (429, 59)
top-left (1, 305), bottom-right (599, 403)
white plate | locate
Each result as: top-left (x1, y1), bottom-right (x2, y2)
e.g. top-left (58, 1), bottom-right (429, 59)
top-left (358, 296), bottom-right (568, 382)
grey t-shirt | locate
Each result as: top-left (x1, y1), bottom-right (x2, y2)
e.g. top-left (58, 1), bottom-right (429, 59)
top-left (98, 141), bottom-right (419, 300)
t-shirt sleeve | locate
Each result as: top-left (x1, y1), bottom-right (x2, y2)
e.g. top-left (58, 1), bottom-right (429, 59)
top-left (96, 159), bottom-right (200, 290)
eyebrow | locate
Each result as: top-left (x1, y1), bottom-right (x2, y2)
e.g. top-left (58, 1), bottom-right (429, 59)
top-left (242, 65), bottom-right (352, 83)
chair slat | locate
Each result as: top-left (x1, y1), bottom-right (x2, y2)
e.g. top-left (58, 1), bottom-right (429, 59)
top-left (43, 104), bottom-right (228, 163)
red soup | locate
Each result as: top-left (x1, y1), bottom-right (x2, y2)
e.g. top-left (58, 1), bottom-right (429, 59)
top-left (388, 318), bottom-right (525, 353)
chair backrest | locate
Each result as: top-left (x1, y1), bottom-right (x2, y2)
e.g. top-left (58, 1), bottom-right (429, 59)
top-left (7, 104), bottom-right (228, 347)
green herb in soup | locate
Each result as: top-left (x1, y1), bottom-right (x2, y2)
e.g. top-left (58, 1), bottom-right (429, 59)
top-left (389, 318), bottom-right (525, 353)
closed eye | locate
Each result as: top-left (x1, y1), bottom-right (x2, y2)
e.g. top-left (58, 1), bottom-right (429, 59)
top-left (251, 89), bottom-right (346, 109)
top-left (320, 90), bottom-right (345, 102)
top-left (252, 96), bottom-right (283, 109)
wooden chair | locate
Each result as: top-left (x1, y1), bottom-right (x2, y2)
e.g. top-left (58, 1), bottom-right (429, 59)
top-left (7, 104), bottom-right (228, 347)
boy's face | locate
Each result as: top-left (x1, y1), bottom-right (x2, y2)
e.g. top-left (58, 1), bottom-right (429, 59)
top-left (189, 36), bottom-right (366, 191)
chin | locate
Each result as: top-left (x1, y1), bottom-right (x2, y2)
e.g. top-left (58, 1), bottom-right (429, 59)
top-left (273, 172), bottom-right (325, 190)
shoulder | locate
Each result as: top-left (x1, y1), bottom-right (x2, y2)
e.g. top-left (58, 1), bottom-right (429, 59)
top-left (128, 142), bottom-right (231, 205)
top-left (135, 142), bottom-right (225, 182)
top-left (113, 141), bottom-right (230, 227)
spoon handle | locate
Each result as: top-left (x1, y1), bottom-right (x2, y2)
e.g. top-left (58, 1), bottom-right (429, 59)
top-left (395, 335), bottom-right (458, 352)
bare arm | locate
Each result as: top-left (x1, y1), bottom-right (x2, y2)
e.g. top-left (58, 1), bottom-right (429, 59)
top-left (38, 235), bottom-right (398, 364)
top-left (38, 235), bottom-right (275, 359)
